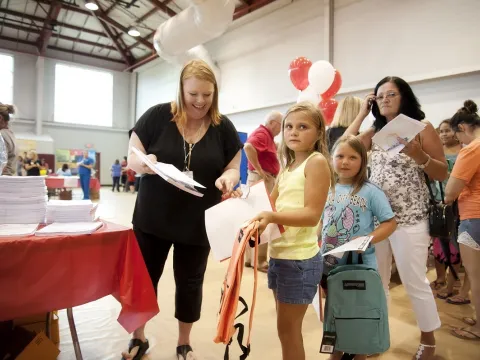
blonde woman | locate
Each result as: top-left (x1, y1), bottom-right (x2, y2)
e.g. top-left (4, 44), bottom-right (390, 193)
top-left (124, 60), bottom-right (243, 360)
top-left (25, 150), bottom-right (41, 176)
top-left (326, 95), bottom-right (362, 152)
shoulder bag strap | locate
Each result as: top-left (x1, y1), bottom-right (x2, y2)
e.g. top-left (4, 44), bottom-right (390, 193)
top-left (423, 172), bottom-right (436, 203)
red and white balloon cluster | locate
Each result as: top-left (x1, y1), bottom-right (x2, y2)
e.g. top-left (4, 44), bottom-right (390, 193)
top-left (288, 57), bottom-right (342, 125)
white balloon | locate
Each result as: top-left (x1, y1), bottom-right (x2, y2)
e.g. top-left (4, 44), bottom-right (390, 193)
top-left (308, 60), bottom-right (335, 94)
top-left (297, 85), bottom-right (319, 105)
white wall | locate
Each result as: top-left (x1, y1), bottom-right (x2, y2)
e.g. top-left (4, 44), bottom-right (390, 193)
top-left (5, 50), bottom-right (133, 184)
top-left (135, 0), bottom-right (480, 134)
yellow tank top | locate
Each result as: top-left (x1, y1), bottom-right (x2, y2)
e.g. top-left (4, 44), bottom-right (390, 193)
top-left (269, 152), bottom-right (321, 260)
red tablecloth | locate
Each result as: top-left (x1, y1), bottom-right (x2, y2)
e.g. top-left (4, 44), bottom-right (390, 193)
top-left (0, 221), bottom-right (159, 333)
top-left (45, 177), bottom-right (101, 191)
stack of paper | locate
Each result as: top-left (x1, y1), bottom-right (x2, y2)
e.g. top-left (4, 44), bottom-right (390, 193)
top-left (372, 114), bottom-right (427, 155)
top-left (35, 222), bottom-right (103, 236)
top-left (46, 200), bottom-right (98, 223)
top-left (131, 147), bottom-right (206, 197)
top-left (0, 176), bottom-right (47, 224)
top-left (0, 224), bottom-right (39, 237)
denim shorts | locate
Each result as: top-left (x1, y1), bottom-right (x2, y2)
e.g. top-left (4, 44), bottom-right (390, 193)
top-left (268, 252), bottom-right (323, 305)
top-left (458, 219), bottom-right (480, 250)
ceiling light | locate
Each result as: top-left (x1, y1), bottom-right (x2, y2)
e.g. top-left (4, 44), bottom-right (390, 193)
top-left (128, 28), bottom-right (140, 37)
top-left (85, 1), bottom-right (99, 11)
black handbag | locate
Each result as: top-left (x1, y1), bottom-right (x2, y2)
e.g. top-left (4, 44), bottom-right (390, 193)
top-left (424, 173), bottom-right (458, 239)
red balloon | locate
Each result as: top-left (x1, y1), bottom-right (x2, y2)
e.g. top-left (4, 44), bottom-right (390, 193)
top-left (321, 70), bottom-right (342, 100)
top-left (319, 98), bottom-right (338, 125)
top-left (289, 57), bottom-right (312, 91)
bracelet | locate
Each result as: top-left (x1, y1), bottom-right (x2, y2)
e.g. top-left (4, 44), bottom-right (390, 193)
top-left (418, 154), bottom-right (431, 169)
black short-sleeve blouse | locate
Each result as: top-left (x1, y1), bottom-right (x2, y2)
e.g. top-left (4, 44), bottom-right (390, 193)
top-left (132, 102), bottom-right (243, 247)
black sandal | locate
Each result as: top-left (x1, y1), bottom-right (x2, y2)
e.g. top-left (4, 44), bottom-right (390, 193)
top-left (121, 338), bottom-right (149, 360)
top-left (177, 344), bottom-right (194, 360)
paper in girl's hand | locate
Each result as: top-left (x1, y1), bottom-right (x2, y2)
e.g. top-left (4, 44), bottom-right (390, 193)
top-left (322, 235), bottom-right (373, 259)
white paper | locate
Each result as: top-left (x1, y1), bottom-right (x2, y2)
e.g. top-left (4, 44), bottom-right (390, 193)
top-left (205, 181), bottom-right (282, 262)
top-left (35, 222), bottom-right (103, 236)
top-left (0, 224), bottom-right (39, 237)
top-left (372, 114), bottom-right (426, 155)
top-left (131, 147), bottom-right (205, 197)
top-left (322, 236), bottom-right (373, 259)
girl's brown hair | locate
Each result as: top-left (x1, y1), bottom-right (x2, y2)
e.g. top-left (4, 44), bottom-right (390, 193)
top-left (171, 59), bottom-right (221, 128)
top-left (331, 134), bottom-right (368, 195)
top-left (279, 101), bottom-right (334, 185)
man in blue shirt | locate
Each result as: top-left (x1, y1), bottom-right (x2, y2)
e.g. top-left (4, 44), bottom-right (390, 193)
top-left (78, 151), bottom-right (94, 200)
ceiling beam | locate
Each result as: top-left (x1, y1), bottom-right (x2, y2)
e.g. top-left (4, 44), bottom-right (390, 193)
top-left (147, 0), bottom-right (176, 17)
top-left (1, 21), bottom-right (117, 51)
top-left (95, 12), bottom-right (154, 49)
top-left (233, 0), bottom-right (275, 20)
top-left (89, 0), bottom-right (135, 65)
top-left (0, 34), bottom-right (125, 63)
top-left (36, 0), bottom-right (62, 55)
top-left (127, 28), bottom-right (154, 50)
top-left (36, 0), bottom-right (91, 15)
top-left (48, 45), bottom-right (125, 63)
top-left (0, 8), bottom-right (108, 38)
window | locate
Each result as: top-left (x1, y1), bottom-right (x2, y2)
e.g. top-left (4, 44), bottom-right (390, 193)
top-left (0, 54), bottom-right (14, 105)
top-left (54, 64), bottom-right (113, 127)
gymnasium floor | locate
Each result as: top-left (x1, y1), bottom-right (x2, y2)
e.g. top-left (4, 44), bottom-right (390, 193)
top-left (56, 188), bottom-right (479, 360)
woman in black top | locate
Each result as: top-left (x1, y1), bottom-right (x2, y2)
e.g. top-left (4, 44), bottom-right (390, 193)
top-left (122, 60), bottom-right (243, 360)
top-left (24, 150), bottom-right (41, 176)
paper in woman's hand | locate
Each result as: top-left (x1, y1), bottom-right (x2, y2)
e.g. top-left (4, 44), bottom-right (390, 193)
top-left (131, 146), bottom-right (205, 197)
top-left (322, 235), bottom-right (374, 259)
top-left (372, 114), bottom-right (426, 155)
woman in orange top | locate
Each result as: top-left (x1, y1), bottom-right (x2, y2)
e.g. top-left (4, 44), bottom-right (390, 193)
top-left (445, 100), bottom-right (480, 341)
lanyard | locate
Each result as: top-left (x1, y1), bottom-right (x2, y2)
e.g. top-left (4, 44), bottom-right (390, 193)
top-left (182, 121), bottom-right (204, 171)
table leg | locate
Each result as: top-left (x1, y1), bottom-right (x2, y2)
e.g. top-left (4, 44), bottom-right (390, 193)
top-left (67, 308), bottom-right (83, 360)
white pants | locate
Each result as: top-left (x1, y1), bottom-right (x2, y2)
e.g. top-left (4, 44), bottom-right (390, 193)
top-left (375, 220), bottom-right (441, 332)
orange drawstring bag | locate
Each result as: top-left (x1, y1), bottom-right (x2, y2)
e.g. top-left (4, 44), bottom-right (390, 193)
top-left (214, 221), bottom-right (260, 359)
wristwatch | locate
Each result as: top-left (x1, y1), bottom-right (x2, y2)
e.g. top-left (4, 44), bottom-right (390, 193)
top-left (418, 155), bottom-right (431, 169)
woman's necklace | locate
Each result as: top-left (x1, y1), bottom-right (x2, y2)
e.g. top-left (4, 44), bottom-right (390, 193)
top-left (182, 120), bottom-right (205, 171)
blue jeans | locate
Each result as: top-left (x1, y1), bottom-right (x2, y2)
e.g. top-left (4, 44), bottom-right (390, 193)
top-left (79, 174), bottom-right (90, 200)
top-left (268, 252), bottom-right (322, 304)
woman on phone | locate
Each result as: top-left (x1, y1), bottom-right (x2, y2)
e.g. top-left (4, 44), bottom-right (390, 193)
top-left (344, 76), bottom-right (447, 360)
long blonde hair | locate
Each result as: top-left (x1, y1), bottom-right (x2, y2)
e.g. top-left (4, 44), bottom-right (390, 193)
top-left (279, 102), bottom-right (335, 185)
top-left (171, 59), bottom-right (222, 127)
top-left (330, 96), bottom-right (362, 128)
top-left (331, 135), bottom-right (368, 195)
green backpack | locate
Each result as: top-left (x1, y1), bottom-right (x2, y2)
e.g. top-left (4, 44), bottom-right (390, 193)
top-left (323, 253), bottom-right (390, 355)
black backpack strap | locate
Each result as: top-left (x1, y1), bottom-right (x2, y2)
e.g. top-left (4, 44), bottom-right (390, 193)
top-left (346, 252), bottom-right (363, 265)
top-left (224, 297), bottom-right (251, 360)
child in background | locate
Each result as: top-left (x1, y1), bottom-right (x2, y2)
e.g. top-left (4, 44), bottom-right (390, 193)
top-left (251, 102), bottom-right (333, 360)
top-left (320, 135), bottom-right (397, 360)
top-left (111, 159), bottom-right (122, 192)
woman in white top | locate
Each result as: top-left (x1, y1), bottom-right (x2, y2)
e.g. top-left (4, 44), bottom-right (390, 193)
top-left (344, 76), bottom-right (447, 360)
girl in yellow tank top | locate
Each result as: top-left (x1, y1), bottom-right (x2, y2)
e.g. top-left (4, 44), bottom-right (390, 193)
top-left (250, 102), bottom-right (333, 360)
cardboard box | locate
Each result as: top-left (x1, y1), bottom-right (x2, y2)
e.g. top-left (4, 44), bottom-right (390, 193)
top-left (16, 331), bottom-right (60, 360)
top-left (14, 312), bottom-right (60, 345)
